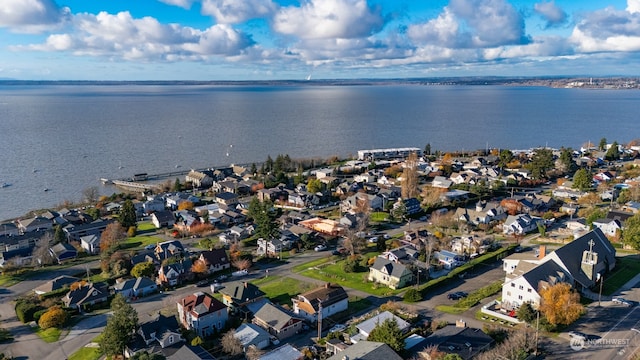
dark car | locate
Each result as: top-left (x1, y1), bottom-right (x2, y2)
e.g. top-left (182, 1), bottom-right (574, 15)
top-left (447, 291), bottom-right (468, 300)
top-left (196, 280), bottom-right (209, 287)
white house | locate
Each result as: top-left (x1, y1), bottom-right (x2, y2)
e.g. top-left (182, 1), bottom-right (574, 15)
top-left (501, 229), bottom-right (616, 311)
top-left (503, 214), bottom-right (543, 235)
top-left (292, 283), bottom-right (348, 322)
top-left (592, 218), bottom-right (622, 237)
top-left (80, 234), bottom-right (101, 255)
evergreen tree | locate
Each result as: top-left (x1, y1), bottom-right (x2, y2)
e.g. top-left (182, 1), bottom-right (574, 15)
top-left (119, 199), bottom-right (137, 230)
top-left (526, 148), bottom-right (554, 179)
top-left (517, 303), bottom-right (537, 323)
top-left (367, 318), bottom-right (405, 352)
top-left (498, 149), bottom-right (514, 169)
top-left (250, 163), bottom-right (257, 175)
top-left (247, 198), bottom-right (279, 239)
top-left (100, 294), bottom-right (139, 357)
top-left (605, 141), bottom-right (620, 160)
top-left (173, 178), bottom-right (183, 192)
top-left (599, 137), bottom-right (607, 151)
top-left (622, 212), bottom-right (640, 250)
top-left (53, 225), bottom-right (67, 244)
top-left (572, 169), bottom-right (592, 191)
top-left (424, 143), bottom-right (431, 156)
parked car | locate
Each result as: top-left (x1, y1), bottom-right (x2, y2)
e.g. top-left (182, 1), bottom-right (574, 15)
top-left (447, 291), bottom-right (468, 300)
top-left (232, 269), bottom-right (248, 277)
top-left (328, 324), bottom-right (346, 333)
top-left (568, 331), bottom-right (587, 341)
top-left (270, 336), bottom-right (280, 345)
top-left (145, 244), bottom-right (156, 250)
top-left (314, 244), bottom-right (327, 252)
top-left (612, 297), bottom-right (634, 307)
top-left (210, 282), bottom-right (224, 292)
top-left (196, 280), bottom-right (209, 287)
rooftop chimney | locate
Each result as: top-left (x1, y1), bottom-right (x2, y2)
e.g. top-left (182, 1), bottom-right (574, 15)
top-left (325, 282), bottom-right (331, 289)
top-left (456, 319), bottom-right (467, 328)
top-left (244, 281), bottom-right (248, 288)
top-left (538, 245), bottom-right (546, 259)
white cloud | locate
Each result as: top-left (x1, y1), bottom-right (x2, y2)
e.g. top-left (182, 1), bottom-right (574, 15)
top-left (158, 0), bottom-right (195, 9)
top-left (0, 0), bottom-right (69, 32)
top-left (569, 5), bottom-right (640, 52)
top-left (201, 0), bottom-right (277, 24)
top-left (20, 11), bottom-right (254, 60)
top-left (273, 0), bottom-right (385, 40)
top-left (628, 0), bottom-right (640, 14)
top-left (534, 1), bottom-right (568, 28)
top-left (408, 0), bottom-right (528, 49)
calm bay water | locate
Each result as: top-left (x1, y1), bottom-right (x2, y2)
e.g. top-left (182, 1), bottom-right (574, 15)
top-left (0, 84), bottom-right (638, 221)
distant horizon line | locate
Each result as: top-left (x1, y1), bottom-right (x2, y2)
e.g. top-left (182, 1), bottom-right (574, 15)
top-left (0, 75), bottom-right (638, 84)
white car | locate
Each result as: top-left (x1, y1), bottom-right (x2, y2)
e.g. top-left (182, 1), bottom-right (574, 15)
top-left (314, 244), bottom-right (327, 252)
top-left (328, 324), bottom-right (346, 333)
top-left (232, 269), bottom-right (248, 277)
top-left (612, 297), bottom-right (634, 307)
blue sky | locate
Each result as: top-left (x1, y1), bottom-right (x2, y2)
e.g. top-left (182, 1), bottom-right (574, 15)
top-left (1, 0), bottom-right (639, 80)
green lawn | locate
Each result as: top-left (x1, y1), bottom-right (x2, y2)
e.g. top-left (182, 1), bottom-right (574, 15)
top-left (36, 327), bottom-right (62, 343)
top-left (250, 276), bottom-right (313, 306)
top-left (348, 296), bottom-right (373, 313)
top-left (602, 256), bottom-right (640, 295)
top-left (68, 334), bottom-right (103, 360)
top-left (291, 256), bottom-right (334, 273)
top-left (298, 252), bottom-right (402, 297)
top-left (137, 221), bottom-right (157, 232)
top-left (121, 235), bottom-right (164, 249)
top-left (370, 212), bottom-right (388, 222)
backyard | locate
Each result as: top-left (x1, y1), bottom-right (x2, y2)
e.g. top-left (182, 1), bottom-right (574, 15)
top-left (250, 276), bottom-right (314, 306)
top-left (602, 255), bottom-right (640, 295)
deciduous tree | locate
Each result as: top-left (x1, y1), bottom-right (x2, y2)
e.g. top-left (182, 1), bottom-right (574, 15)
top-left (38, 306), bottom-right (67, 330)
top-left (232, 258), bottom-right (251, 271)
top-left (306, 178), bottom-right (323, 193)
top-left (539, 282), bottom-right (583, 326)
top-left (131, 262), bottom-right (156, 278)
top-left (82, 186), bottom-right (100, 204)
top-left (622, 212), bottom-right (640, 250)
top-left (221, 329), bottom-right (243, 356)
top-left (31, 232), bottom-right (55, 266)
top-left (100, 222), bottom-right (126, 252)
top-left (191, 259), bottom-right (208, 277)
top-left (401, 152), bottom-right (419, 199)
top-left (178, 201), bottom-right (194, 211)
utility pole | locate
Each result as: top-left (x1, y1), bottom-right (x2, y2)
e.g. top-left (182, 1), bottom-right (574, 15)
top-left (534, 309), bottom-right (540, 355)
top-left (317, 300), bottom-right (322, 341)
top-left (598, 274), bottom-right (604, 307)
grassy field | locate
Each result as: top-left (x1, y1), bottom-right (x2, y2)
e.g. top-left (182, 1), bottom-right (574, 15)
top-left (370, 212), bottom-right (389, 222)
top-left (250, 276), bottom-right (314, 306)
top-left (602, 256), bottom-right (640, 295)
top-left (291, 256), bottom-right (334, 273)
top-left (297, 252), bottom-right (401, 297)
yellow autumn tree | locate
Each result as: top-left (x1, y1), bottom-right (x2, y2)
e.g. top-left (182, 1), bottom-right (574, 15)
top-left (539, 282), bottom-right (584, 326)
top-left (38, 306), bottom-right (68, 329)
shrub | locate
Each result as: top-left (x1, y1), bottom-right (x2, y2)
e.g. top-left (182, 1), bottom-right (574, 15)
top-left (15, 301), bottom-right (41, 323)
top-left (33, 309), bottom-right (48, 322)
top-left (38, 306), bottom-right (68, 330)
top-left (127, 226), bottom-right (137, 238)
top-left (403, 288), bottom-right (422, 303)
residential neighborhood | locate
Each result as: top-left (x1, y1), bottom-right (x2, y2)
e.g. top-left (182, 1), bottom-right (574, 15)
top-left (1, 143), bottom-right (640, 360)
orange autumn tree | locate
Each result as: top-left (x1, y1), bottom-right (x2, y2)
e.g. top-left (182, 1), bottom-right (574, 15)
top-left (539, 282), bottom-right (584, 326)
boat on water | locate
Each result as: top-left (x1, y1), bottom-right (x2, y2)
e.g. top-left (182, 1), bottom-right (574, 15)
top-left (1, 182), bottom-right (10, 188)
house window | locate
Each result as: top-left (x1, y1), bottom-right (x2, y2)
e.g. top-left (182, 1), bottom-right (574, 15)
top-left (511, 283), bottom-right (515, 287)
top-left (519, 285), bottom-right (523, 290)
top-left (518, 295), bottom-right (523, 300)
top-left (507, 291), bottom-right (511, 296)
top-left (527, 288), bottom-right (532, 293)
top-left (169, 335), bottom-right (173, 344)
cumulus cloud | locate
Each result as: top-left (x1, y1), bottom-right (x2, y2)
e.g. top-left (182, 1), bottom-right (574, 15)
top-left (201, 0), bottom-right (277, 24)
top-left (569, 5), bottom-right (640, 52)
top-left (273, 0), bottom-right (385, 40)
top-left (20, 11), bottom-right (254, 60)
top-left (534, 1), bottom-right (568, 28)
top-left (408, 0), bottom-right (529, 48)
top-left (0, 0), bottom-right (69, 32)
top-left (158, 0), bottom-right (195, 9)
top-left (628, 0), bottom-right (640, 14)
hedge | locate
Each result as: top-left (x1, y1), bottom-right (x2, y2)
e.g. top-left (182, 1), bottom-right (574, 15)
top-left (15, 301), bottom-right (42, 323)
